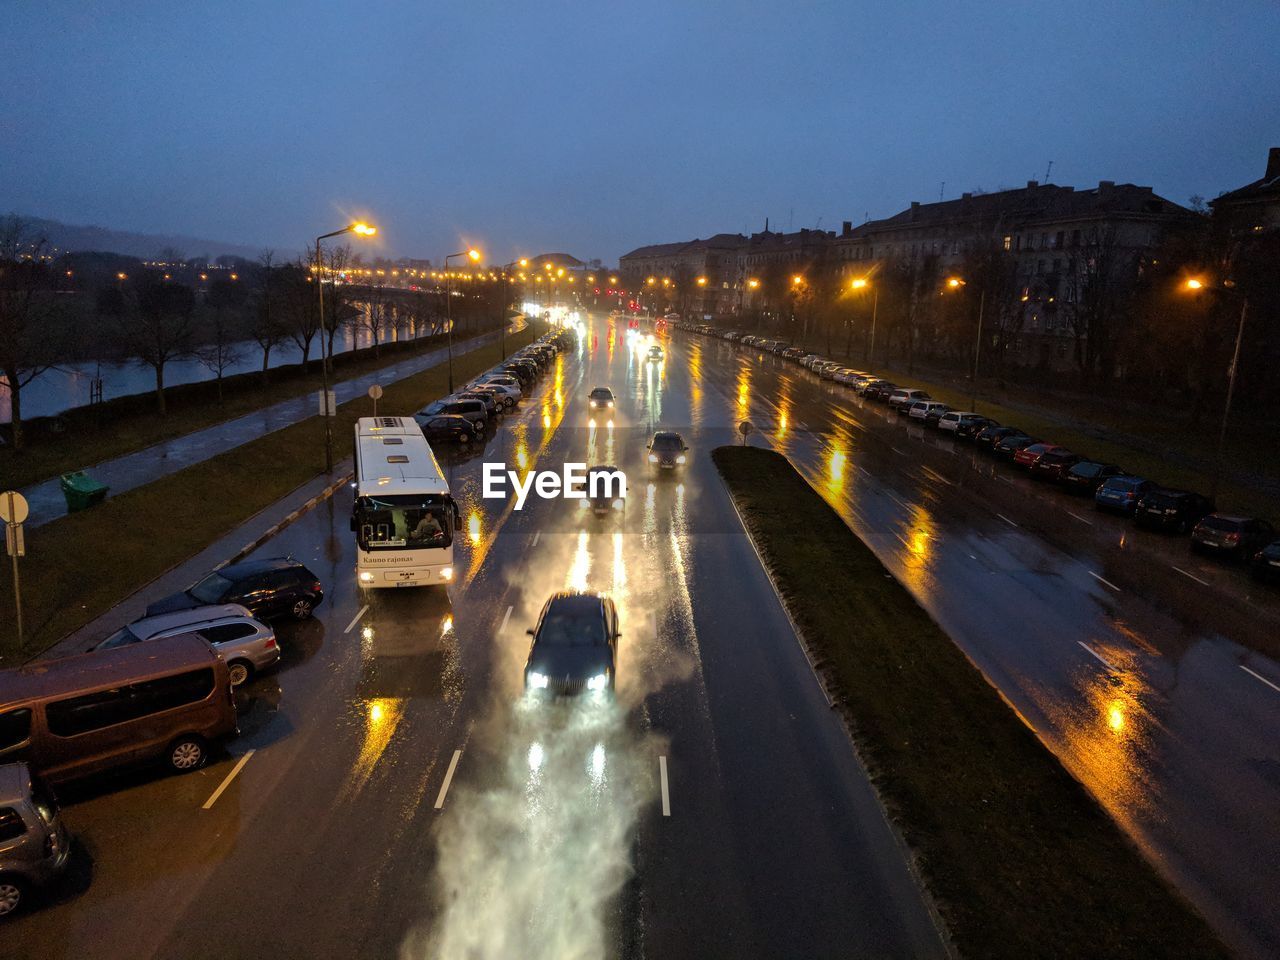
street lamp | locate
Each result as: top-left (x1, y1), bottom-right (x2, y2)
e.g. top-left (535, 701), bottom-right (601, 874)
top-left (851, 277), bottom-right (879, 365)
top-left (1182, 275), bottom-right (1248, 502)
top-left (444, 247), bottom-right (482, 392)
top-left (315, 221), bottom-right (378, 472)
top-left (944, 276), bottom-right (986, 413)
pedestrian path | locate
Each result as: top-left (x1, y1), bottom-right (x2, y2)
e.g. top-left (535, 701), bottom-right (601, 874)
top-left (20, 324), bottom-right (517, 527)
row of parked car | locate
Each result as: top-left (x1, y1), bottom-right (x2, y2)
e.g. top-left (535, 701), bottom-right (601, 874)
top-left (663, 318), bottom-right (1280, 585)
top-left (411, 329), bottom-right (576, 443)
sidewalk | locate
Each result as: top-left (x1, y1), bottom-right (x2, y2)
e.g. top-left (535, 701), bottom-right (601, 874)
top-left (20, 323), bottom-right (516, 527)
top-left (37, 461), bottom-right (355, 661)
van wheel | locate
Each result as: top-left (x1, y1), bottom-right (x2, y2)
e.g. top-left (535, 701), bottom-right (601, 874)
top-left (169, 736), bottom-right (207, 772)
top-left (227, 660), bottom-right (253, 687)
top-left (0, 876), bottom-right (27, 917)
top-left (291, 597), bottom-right (314, 620)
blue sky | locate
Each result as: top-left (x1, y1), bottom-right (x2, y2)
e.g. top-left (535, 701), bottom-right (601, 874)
top-left (2, 0), bottom-right (1276, 264)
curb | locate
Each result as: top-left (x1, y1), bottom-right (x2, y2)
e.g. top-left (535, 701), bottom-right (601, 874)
top-left (216, 472), bottom-right (353, 569)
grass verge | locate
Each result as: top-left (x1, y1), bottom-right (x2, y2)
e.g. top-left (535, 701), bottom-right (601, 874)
top-left (1, 325), bottom-right (542, 661)
top-left (712, 444), bottom-right (1228, 960)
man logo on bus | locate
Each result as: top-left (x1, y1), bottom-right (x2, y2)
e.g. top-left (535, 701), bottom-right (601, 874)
top-left (482, 463), bottom-right (626, 511)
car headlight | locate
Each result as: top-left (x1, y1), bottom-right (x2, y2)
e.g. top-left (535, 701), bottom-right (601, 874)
top-left (676, 454), bottom-right (686, 464)
top-left (359, 571), bottom-right (375, 583)
top-left (649, 453), bottom-right (658, 463)
top-left (607, 400), bottom-right (614, 407)
top-left (578, 498), bottom-right (591, 510)
top-left (439, 567), bottom-right (453, 580)
top-left (586, 673), bottom-right (609, 691)
top-left (527, 671), bottom-right (549, 689)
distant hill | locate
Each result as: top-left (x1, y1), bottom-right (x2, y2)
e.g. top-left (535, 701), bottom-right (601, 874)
top-left (7, 213), bottom-right (265, 260)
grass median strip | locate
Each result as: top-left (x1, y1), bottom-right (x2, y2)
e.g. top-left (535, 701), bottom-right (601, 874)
top-left (2, 325), bottom-right (542, 660)
top-left (712, 444), bottom-right (1227, 960)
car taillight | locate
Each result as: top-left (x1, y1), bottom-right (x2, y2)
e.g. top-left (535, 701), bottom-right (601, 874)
top-left (1225, 533), bottom-right (1240, 542)
top-left (311, 581), bottom-right (322, 593)
top-left (264, 636), bottom-right (278, 649)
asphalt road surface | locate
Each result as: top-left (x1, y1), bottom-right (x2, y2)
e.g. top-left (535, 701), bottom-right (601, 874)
top-left (7, 318), bottom-right (949, 960)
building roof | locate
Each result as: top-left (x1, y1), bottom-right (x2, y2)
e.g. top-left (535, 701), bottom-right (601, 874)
top-left (1212, 147), bottom-right (1280, 206)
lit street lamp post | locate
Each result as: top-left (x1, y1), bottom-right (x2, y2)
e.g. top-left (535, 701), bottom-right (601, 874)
top-left (315, 221), bottom-right (377, 473)
top-left (851, 277), bottom-right (879, 365)
top-left (1184, 277), bottom-right (1249, 502)
top-left (945, 276), bottom-right (987, 413)
top-left (444, 248), bottom-right (482, 393)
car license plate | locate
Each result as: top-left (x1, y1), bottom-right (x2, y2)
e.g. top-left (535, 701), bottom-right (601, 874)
top-left (387, 570), bottom-right (422, 585)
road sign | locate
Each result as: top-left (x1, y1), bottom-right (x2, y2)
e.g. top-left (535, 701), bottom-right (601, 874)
top-left (738, 420), bottom-right (753, 445)
top-left (5, 524), bottom-right (23, 558)
top-left (0, 490), bottom-right (28, 525)
top-left (368, 384), bottom-right (384, 400)
top-left (318, 389), bottom-right (337, 417)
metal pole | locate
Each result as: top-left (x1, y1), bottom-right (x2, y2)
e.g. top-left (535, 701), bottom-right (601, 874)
top-left (866, 289), bottom-right (879, 365)
top-left (1211, 297), bottom-right (1247, 503)
top-left (501, 271), bottom-right (508, 359)
top-left (445, 259), bottom-right (455, 393)
top-left (971, 287), bottom-right (986, 413)
top-left (316, 237), bottom-right (333, 474)
top-left (8, 530), bottom-right (20, 651)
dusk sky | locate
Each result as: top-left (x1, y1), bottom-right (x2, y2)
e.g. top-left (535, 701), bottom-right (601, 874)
top-left (2, 0), bottom-right (1276, 264)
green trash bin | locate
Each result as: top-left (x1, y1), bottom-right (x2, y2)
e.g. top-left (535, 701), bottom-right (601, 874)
top-left (60, 471), bottom-right (110, 512)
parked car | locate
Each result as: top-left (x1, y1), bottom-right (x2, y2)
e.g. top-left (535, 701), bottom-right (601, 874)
top-left (647, 431), bottom-right (689, 470)
top-left (523, 592), bottom-right (620, 696)
top-left (1030, 448), bottom-right (1082, 481)
top-left (1013, 442), bottom-right (1063, 470)
top-left (1133, 488), bottom-right (1215, 533)
top-left (419, 413), bottom-right (480, 444)
top-left (888, 388), bottom-right (930, 412)
top-left (938, 411), bottom-right (979, 434)
top-left (1062, 461), bottom-right (1126, 495)
top-left (469, 380), bottom-right (518, 409)
top-left (1190, 515), bottom-right (1276, 561)
top-left (455, 390), bottom-right (498, 416)
top-left (0, 633), bottom-right (238, 785)
top-left (0, 763), bottom-right (70, 918)
top-left (145, 557), bottom-right (324, 622)
top-left (416, 398), bottom-right (487, 430)
top-left (95, 605), bottom-right (277, 687)
top-left (1250, 541), bottom-right (1280, 583)
top-left (588, 387), bottom-right (615, 409)
top-left (908, 401), bottom-right (952, 425)
top-left (994, 433), bottom-right (1039, 460)
top-left (782, 347), bottom-right (805, 360)
top-left (955, 414), bottom-right (999, 439)
top-left (975, 424), bottom-right (1021, 450)
top-left (862, 380), bottom-right (897, 401)
top-left (1095, 476), bottom-right (1154, 514)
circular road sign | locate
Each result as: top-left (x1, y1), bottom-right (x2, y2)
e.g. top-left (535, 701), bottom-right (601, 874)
top-left (0, 491), bottom-right (29, 525)
top-left (368, 385), bottom-right (384, 400)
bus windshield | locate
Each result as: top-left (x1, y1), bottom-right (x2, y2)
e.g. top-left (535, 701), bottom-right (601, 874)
top-left (355, 494), bottom-right (454, 551)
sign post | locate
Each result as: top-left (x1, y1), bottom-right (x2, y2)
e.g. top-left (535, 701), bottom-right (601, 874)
top-left (368, 384), bottom-right (383, 419)
top-left (0, 491), bottom-right (29, 650)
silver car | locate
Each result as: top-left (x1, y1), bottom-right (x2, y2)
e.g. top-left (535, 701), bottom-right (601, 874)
top-left (0, 763), bottom-right (70, 917)
top-left (95, 604), bottom-right (278, 686)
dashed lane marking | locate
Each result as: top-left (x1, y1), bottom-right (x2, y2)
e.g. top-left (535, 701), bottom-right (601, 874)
top-left (1172, 565), bottom-right (1210, 586)
top-left (1089, 571), bottom-right (1120, 592)
top-left (202, 750), bottom-right (255, 810)
top-left (1077, 641), bottom-right (1116, 671)
top-left (1241, 665), bottom-right (1280, 694)
top-left (343, 605), bottom-right (369, 634)
top-left (434, 750), bottom-right (463, 809)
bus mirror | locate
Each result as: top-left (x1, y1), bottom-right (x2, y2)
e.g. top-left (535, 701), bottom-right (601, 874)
top-left (526, 628), bottom-right (535, 636)
top-left (453, 502), bottom-right (462, 526)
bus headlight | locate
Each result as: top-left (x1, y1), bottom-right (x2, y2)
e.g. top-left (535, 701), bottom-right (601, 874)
top-left (586, 673), bottom-right (609, 691)
top-left (648, 454), bottom-right (658, 463)
top-left (612, 498), bottom-right (624, 510)
top-left (440, 567), bottom-right (453, 580)
top-left (527, 671), bottom-right (549, 689)
top-left (676, 454), bottom-right (687, 464)
top-left (359, 571), bottom-right (375, 583)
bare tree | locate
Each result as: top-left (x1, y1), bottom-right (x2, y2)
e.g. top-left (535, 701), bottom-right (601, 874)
top-left (194, 275), bottom-right (247, 403)
top-left (249, 250), bottom-right (286, 383)
top-left (0, 216), bottom-right (62, 448)
top-left (280, 259), bottom-right (320, 366)
top-left (116, 273), bottom-right (195, 415)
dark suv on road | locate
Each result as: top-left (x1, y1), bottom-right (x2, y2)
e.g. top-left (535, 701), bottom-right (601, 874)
top-left (523, 592), bottom-right (620, 696)
top-left (146, 557), bottom-right (324, 622)
top-left (1133, 488), bottom-right (1214, 533)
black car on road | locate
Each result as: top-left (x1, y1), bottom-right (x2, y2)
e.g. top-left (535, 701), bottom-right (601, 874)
top-left (1062, 461), bottom-right (1126, 495)
top-left (146, 557), bottom-right (324, 622)
top-left (419, 414), bottom-right (480, 444)
top-left (1190, 514), bottom-right (1276, 561)
top-left (1133, 488), bottom-right (1214, 533)
top-left (523, 592), bottom-right (620, 696)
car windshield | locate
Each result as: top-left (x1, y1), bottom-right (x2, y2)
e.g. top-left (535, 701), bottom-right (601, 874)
top-left (590, 389), bottom-right (612, 399)
top-left (538, 609), bottom-right (607, 647)
top-left (355, 494), bottom-right (454, 550)
top-left (1198, 516), bottom-right (1241, 532)
top-left (1073, 463), bottom-right (1102, 476)
top-left (190, 571), bottom-right (232, 604)
top-left (652, 434), bottom-right (683, 451)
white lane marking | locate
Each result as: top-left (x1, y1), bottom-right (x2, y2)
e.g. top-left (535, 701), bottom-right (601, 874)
top-left (1089, 571), bottom-right (1121, 592)
top-left (343, 605), bottom-right (369, 635)
top-left (996, 513), bottom-right (1019, 527)
top-left (1067, 511), bottom-right (1094, 526)
top-left (434, 749), bottom-right (463, 809)
top-left (500, 605), bottom-right (512, 632)
top-left (532, 530), bottom-right (541, 547)
top-left (891, 446), bottom-right (905, 456)
top-left (795, 419), bottom-right (809, 431)
top-left (1172, 565), bottom-right (1210, 586)
top-left (1241, 665), bottom-right (1280, 694)
top-left (202, 750), bottom-right (255, 810)
top-left (658, 755), bottom-right (671, 817)
top-left (921, 466), bottom-right (953, 486)
top-left (1077, 641), bottom-right (1116, 671)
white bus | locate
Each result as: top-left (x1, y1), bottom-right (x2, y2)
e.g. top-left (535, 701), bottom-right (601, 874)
top-left (351, 417), bottom-right (460, 589)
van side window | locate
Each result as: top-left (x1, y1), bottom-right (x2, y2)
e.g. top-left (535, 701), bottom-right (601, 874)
top-left (0, 808), bottom-right (26, 842)
top-left (200, 623), bottom-right (257, 644)
top-left (46, 669), bottom-right (215, 737)
top-left (0, 708), bottom-right (32, 751)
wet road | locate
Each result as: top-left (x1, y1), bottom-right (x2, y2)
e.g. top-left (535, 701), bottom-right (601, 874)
top-left (681, 328), bottom-right (1280, 959)
top-left (7, 319), bottom-right (946, 960)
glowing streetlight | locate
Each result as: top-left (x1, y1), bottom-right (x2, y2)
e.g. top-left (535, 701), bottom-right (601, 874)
top-left (444, 246), bottom-right (484, 391)
top-left (946, 276), bottom-right (965, 289)
top-left (747, 278), bottom-right (760, 289)
top-left (1181, 274), bottom-right (1247, 500)
top-left (519, 258), bottom-right (529, 268)
top-left (792, 275), bottom-right (804, 286)
top-left (696, 276), bottom-right (707, 286)
top-left (943, 274), bottom-right (985, 412)
top-left (352, 222), bottom-right (377, 236)
top-left (1184, 277), bottom-right (1205, 291)
top-left (467, 248), bottom-right (482, 263)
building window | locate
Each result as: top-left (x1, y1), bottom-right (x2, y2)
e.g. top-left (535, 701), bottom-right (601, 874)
top-left (1054, 231), bottom-right (1065, 249)
top-left (1003, 235), bottom-right (1012, 251)
top-left (1037, 260), bottom-right (1046, 275)
top-left (1071, 229), bottom-right (1081, 247)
